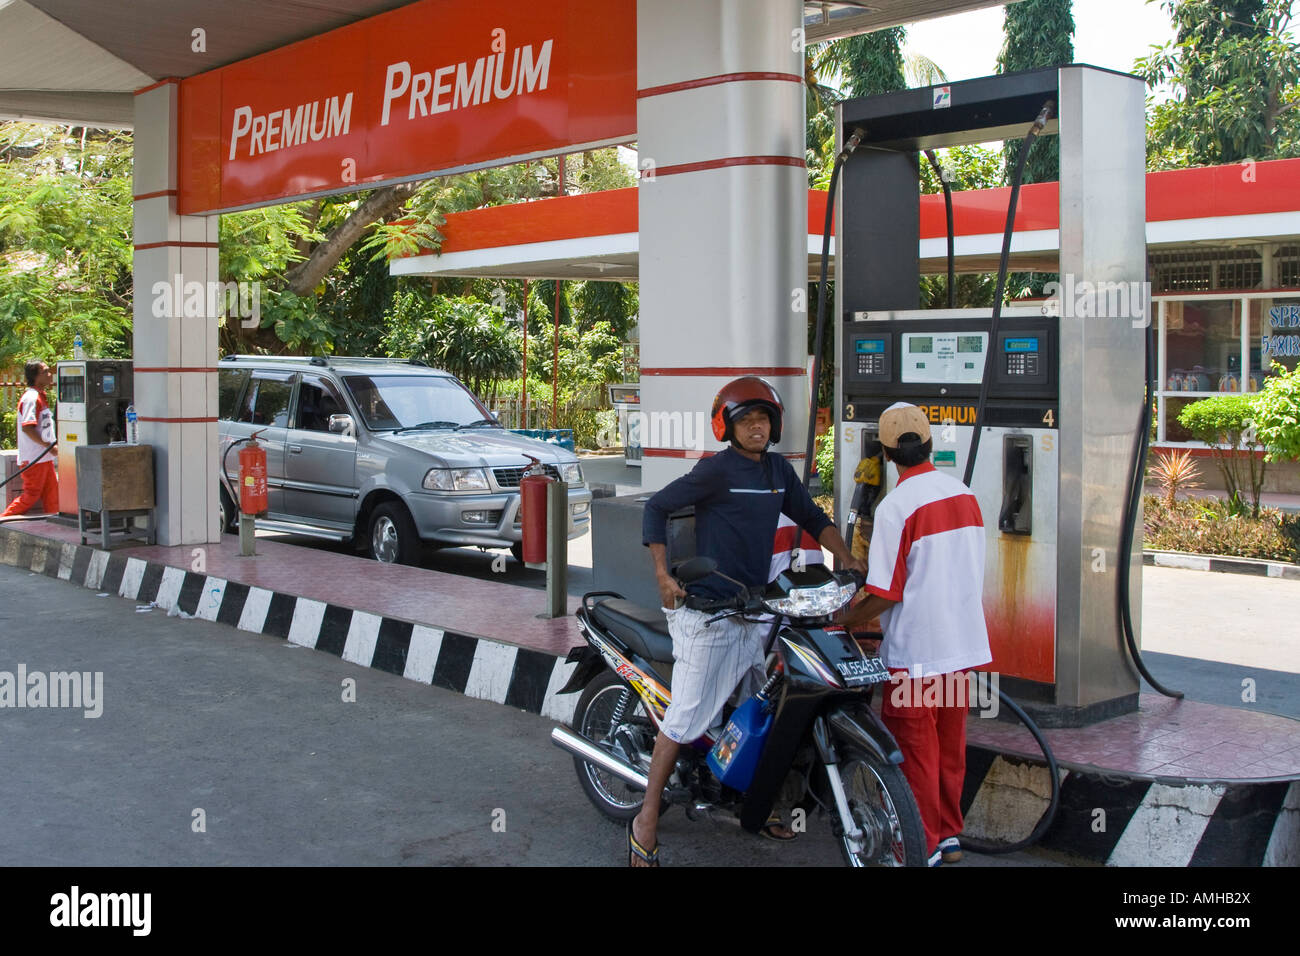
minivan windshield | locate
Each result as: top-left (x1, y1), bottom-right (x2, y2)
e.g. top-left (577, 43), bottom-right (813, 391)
top-left (342, 375), bottom-right (494, 431)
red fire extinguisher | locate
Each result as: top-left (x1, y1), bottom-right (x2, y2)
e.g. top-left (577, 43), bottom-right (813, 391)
top-left (239, 431), bottom-right (269, 516)
top-left (519, 456), bottom-right (552, 565)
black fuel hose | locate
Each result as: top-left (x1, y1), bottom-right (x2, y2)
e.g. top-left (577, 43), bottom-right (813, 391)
top-left (804, 128), bottom-right (864, 487)
top-left (0, 442), bottom-right (56, 490)
top-left (963, 101), bottom-right (1053, 489)
top-left (958, 678), bottom-right (1063, 856)
top-left (922, 150), bottom-right (956, 309)
top-left (1119, 320), bottom-right (1183, 698)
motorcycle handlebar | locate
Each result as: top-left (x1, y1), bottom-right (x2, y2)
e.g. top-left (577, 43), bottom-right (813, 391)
top-left (688, 569), bottom-right (864, 616)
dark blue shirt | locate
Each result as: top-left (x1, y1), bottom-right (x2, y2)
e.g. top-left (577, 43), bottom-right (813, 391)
top-left (642, 447), bottom-right (833, 601)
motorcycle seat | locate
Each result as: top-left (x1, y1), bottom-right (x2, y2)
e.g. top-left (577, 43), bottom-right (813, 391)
top-left (590, 598), bottom-right (675, 663)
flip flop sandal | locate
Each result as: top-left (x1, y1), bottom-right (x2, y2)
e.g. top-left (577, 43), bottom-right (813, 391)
top-left (759, 813), bottom-right (798, 842)
top-left (627, 820), bottom-right (660, 866)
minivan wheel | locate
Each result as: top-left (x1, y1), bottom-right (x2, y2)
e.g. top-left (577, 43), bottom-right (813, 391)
top-left (218, 486), bottom-right (237, 534)
top-left (369, 503), bottom-right (421, 565)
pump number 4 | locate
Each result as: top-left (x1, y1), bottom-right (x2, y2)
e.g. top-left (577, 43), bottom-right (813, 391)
top-left (1042, 409), bottom-right (1055, 428)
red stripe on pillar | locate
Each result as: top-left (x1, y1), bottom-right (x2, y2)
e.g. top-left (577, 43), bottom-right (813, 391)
top-left (133, 367), bottom-right (220, 373)
top-left (133, 241), bottom-right (218, 250)
top-left (637, 72), bottom-right (804, 98)
top-left (644, 156), bottom-right (805, 178)
top-left (136, 416), bottom-right (218, 423)
top-left (642, 448), bottom-right (806, 459)
top-left (133, 189), bottom-right (178, 201)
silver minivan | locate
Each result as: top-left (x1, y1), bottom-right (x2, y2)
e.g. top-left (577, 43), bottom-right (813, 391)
top-left (217, 355), bottom-right (591, 564)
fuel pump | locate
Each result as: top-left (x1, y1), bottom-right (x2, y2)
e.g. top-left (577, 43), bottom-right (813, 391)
top-left (815, 66), bottom-right (1155, 850)
top-left (828, 65), bottom-right (1151, 730)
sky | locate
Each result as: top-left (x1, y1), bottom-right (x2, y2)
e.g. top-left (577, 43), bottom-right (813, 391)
top-left (906, 0), bottom-right (1176, 83)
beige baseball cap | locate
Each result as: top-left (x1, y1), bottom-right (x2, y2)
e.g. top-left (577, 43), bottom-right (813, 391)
top-left (878, 402), bottom-right (932, 448)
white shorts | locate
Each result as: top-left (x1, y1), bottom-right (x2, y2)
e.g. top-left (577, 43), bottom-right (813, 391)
top-left (658, 605), bottom-right (768, 744)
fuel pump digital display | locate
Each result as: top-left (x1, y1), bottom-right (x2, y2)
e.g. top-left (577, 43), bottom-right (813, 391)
top-left (900, 331), bottom-right (987, 384)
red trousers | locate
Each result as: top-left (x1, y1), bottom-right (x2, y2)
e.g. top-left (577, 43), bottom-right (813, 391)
top-left (881, 671), bottom-right (969, 855)
top-left (2, 460), bottom-right (58, 517)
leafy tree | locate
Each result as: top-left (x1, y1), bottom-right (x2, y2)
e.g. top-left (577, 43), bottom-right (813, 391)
top-left (996, 0), bottom-right (1075, 184)
top-left (997, 0), bottom-right (1074, 298)
top-left (573, 280), bottom-right (638, 339)
top-left (0, 123), bottom-right (133, 366)
top-left (1139, 0), bottom-right (1300, 168)
top-left (806, 28), bottom-right (908, 187)
top-left (380, 292), bottom-right (519, 398)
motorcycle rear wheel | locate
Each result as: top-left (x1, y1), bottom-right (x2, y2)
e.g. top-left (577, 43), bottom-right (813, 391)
top-left (833, 745), bottom-right (927, 867)
top-left (571, 671), bottom-right (662, 822)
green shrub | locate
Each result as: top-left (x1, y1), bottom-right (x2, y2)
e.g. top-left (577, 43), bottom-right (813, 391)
top-left (1252, 362), bottom-right (1300, 464)
top-left (1, 410), bottom-right (14, 450)
top-left (814, 426), bottom-right (835, 491)
top-left (1176, 394), bottom-right (1267, 516)
top-left (1143, 494), bottom-right (1297, 563)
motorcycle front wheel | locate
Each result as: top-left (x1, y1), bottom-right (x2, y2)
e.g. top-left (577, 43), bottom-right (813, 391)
top-left (832, 745), bottom-right (927, 867)
top-left (570, 670), bottom-right (661, 822)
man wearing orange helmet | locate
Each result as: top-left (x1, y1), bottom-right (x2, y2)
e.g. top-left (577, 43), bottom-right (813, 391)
top-left (630, 376), bottom-right (864, 865)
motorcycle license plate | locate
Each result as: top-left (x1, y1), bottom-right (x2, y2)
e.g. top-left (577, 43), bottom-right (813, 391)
top-left (836, 657), bottom-right (889, 686)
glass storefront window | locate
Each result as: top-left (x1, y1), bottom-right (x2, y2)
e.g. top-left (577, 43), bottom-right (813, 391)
top-left (1250, 297), bottom-right (1300, 386)
top-left (1163, 300), bottom-right (1244, 392)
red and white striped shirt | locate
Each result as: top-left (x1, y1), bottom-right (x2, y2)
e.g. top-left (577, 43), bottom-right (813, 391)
top-left (865, 462), bottom-right (991, 677)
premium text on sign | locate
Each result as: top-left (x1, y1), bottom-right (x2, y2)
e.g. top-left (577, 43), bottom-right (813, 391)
top-left (178, 0), bottom-right (636, 214)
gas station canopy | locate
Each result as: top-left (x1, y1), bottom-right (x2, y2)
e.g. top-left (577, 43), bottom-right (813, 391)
top-left (0, 0), bottom-right (1019, 128)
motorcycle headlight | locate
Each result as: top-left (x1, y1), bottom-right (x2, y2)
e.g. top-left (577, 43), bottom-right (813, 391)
top-left (423, 467), bottom-right (490, 492)
top-left (764, 580), bottom-right (859, 617)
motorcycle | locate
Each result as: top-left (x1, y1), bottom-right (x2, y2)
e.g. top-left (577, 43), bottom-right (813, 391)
top-left (549, 557), bottom-right (928, 867)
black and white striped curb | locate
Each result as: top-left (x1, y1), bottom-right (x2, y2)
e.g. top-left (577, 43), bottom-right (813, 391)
top-left (1144, 550), bottom-right (1300, 580)
top-left (0, 527), bottom-right (579, 725)
top-left (960, 749), bottom-right (1298, 867)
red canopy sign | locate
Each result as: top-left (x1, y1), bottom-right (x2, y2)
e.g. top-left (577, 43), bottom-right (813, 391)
top-left (178, 0), bottom-right (636, 214)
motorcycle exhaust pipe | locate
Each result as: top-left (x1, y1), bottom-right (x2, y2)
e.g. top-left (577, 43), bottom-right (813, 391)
top-left (550, 726), bottom-right (650, 792)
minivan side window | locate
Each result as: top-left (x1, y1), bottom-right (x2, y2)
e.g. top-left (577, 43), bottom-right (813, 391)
top-left (218, 369), bottom-right (249, 421)
top-left (237, 372), bottom-right (294, 427)
top-left (295, 378), bottom-right (346, 432)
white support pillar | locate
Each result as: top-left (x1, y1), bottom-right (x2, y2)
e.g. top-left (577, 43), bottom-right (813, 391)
top-left (636, 0), bottom-right (808, 490)
top-left (132, 81), bottom-right (221, 546)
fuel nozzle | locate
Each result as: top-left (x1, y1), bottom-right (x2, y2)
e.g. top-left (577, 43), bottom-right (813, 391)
top-left (846, 437), bottom-right (885, 561)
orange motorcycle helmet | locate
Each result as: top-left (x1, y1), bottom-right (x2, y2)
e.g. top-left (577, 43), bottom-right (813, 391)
top-left (710, 375), bottom-right (784, 444)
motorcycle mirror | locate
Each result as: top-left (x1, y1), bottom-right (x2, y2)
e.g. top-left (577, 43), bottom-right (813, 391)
top-left (672, 556), bottom-right (717, 583)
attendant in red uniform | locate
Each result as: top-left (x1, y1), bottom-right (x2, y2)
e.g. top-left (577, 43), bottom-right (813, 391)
top-left (3, 360), bottom-right (58, 517)
top-left (835, 402), bottom-right (991, 867)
